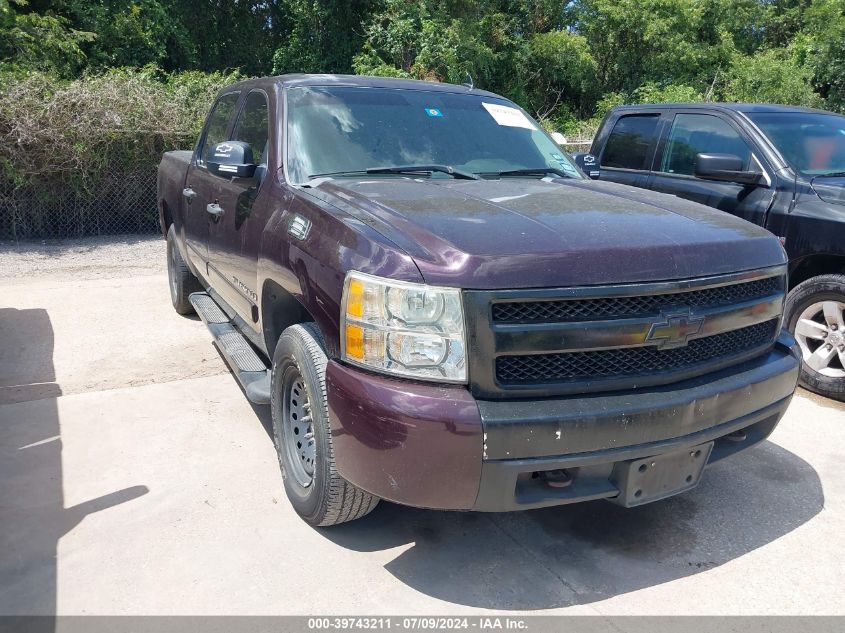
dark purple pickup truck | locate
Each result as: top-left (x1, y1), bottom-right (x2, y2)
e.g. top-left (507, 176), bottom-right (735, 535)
top-left (158, 75), bottom-right (800, 526)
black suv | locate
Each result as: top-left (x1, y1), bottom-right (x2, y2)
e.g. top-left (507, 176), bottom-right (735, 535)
top-left (577, 103), bottom-right (845, 401)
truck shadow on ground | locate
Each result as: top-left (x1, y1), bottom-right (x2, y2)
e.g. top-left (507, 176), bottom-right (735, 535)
top-left (318, 439), bottom-right (823, 610)
top-left (0, 307), bottom-right (148, 617)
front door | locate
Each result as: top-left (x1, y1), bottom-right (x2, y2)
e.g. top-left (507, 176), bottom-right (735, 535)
top-left (183, 91), bottom-right (241, 274)
top-left (206, 89), bottom-right (272, 325)
top-left (647, 111), bottom-right (775, 227)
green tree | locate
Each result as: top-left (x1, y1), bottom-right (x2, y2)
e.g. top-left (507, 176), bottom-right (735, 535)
top-left (572, 0), bottom-right (735, 94)
top-left (0, 0), bottom-right (94, 76)
top-left (722, 41), bottom-right (822, 107)
top-left (272, 0), bottom-right (377, 74)
top-left (525, 29), bottom-right (598, 121)
top-left (803, 0), bottom-right (845, 109)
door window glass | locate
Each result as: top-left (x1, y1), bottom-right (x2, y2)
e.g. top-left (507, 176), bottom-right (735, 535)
top-left (602, 115), bottom-right (660, 170)
top-left (661, 113), bottom-right (751, 175)
top-left (200, 92), bottom-right (240, 164)
top-left (234, 91), bottom-right (270, 165)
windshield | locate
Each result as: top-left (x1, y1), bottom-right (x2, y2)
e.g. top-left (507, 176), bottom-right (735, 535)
top-left (285, 86), bottom-right (581, 184)
top-left (748, 111), bottom-right (845, 176)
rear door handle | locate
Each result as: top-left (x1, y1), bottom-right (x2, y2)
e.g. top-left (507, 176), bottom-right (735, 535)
top-left (182, 187), bottom-right (197, 201)
top-left (206, 202), bottom-right (224, 218)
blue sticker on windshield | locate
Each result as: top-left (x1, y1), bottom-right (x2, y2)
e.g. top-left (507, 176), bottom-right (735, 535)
top-left (425, 108), bottom-right (443, 117)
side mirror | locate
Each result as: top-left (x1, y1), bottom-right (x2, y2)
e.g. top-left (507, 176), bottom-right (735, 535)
top-left (207, 141), bottom-right (257, 178)
top-left (694, 153), bottom-right (761, 185)
top-left (571, 152), bottom-right (600, 179)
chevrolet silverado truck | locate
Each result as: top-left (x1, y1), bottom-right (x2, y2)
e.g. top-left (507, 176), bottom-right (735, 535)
top-left (573, 103), bottom-right (845, 401)
top-left (157, 75), bottom-right (800, 526)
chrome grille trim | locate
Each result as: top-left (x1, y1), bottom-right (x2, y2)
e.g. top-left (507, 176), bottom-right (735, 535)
top-left (463, 265), bottom-right (787, 399)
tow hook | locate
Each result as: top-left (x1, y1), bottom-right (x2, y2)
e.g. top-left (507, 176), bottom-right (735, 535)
top-left (725, 429), bottom-right (748, 443)
top-left (541, 469), bottom-right (573, 488)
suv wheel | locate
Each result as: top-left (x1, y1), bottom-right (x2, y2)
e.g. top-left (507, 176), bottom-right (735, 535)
top-left (270, 323), bottom-right (379, 526)
top-left (785, 274), bottom-right (845, 401)
top-left (166, 225), bottom-right (201, 315)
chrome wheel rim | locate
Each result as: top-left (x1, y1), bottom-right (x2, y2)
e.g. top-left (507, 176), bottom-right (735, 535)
top-left (794, 300), bottom-right (845, 378)
top-left (282, 368), bottom-right (315, 487)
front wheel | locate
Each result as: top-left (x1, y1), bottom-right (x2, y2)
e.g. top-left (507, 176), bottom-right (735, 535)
top-left (270, 323), bottom-right (379, 526)
top-left (785, 274), bottom-right (845, 401)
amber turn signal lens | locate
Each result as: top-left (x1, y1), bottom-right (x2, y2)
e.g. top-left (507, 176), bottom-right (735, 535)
top-left (345, 324), bottom-right (365, 360)
top-left (346, 279), bottom-right (365, 318)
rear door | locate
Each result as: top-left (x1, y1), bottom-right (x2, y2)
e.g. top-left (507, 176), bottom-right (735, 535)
top-left (183, 91), bottom-right (241, 273)
top-left (595, 112), bottom-right (664, 188)
top-left (647, 110), bottom-right (775, 226)
top-left (206, 89), bottom-right (272, 325)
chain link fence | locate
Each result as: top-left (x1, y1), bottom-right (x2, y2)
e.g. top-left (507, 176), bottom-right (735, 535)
top-left (0, 166), bottom-right (160, 241)
top-left (0, 141), bottom-right (597, 242)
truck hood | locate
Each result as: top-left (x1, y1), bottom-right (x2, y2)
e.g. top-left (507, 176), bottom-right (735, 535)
top-left (309, 177), bottom-right (785, 289)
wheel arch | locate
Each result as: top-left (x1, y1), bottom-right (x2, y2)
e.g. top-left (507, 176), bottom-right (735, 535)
top-left (159, 198), bottom-right (173, 238)
top-left (788, 254), bottom-right (845, 291)
top-left (260, 279), bottom-right (317, 357)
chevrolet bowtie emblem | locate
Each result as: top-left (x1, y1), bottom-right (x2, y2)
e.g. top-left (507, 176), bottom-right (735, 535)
top-left (646, 311), bottom-right (705, 349)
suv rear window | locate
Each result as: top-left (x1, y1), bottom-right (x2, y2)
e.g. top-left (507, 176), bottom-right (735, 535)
top-left (602, 115), bottom-right (660, 170)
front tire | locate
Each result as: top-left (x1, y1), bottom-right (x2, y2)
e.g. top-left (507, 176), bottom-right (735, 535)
top-left (166, 225), bottom-right (201, 315)
top-left (271, 323), bottom-right (379, 526)
top-left (785, 274), bottom-right (845, 401)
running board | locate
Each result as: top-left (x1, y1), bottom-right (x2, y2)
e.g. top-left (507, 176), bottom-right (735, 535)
top-left (190, 292), bottom-right (271, 405)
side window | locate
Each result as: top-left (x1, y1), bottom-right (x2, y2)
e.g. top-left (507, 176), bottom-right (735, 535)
top-left (233, 91), bottom-right (270, 165)
top-left (602, 115), bottom-right (660, 170)
top-left (199, 92), bottom-right (241, 164)
top-left (661, 113), bottom-right (752, 175)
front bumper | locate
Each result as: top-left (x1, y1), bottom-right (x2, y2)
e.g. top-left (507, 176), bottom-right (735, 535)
top-left (325, 333), bottom-right (800, 512)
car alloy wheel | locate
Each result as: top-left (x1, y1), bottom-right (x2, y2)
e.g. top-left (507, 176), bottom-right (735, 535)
top-left (794, 299), bottom-right (845, 379)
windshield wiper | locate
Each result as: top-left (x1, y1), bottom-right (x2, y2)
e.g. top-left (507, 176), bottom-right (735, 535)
top-left (307, 170), bottom-right (369, 179)
top-left (481, 167), bottom-right (573, 179)
top-left (366, 164), bottom-right (480, 180)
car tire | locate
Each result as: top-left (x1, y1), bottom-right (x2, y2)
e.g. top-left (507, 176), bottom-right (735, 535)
top-left (785, 274), bottom-right (845, 401)
top-left (166, 224), bottom-right (201, 315)
top-left (271, 323), bottom-right (379, 526)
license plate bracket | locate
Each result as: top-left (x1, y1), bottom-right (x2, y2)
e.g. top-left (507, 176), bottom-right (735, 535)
top-left (610, 441), bottom-right (713, 507)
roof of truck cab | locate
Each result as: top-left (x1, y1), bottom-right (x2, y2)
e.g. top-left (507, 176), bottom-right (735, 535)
top-left (610, 102), bottom-right (839, 116)
top-left (219, 74), bottom-right (504, 99)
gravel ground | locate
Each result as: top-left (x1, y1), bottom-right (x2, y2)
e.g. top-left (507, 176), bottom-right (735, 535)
top-left (0, 234), bottom-right (165, 280)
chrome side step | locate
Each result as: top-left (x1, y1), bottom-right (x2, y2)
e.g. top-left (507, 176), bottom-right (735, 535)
top-left (190, 292), bottom-right (271, 405)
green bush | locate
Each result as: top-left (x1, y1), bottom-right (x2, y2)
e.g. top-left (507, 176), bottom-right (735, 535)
top-left (0, 65), bottom-right (240, 186)
top-left (0, 65), bottom-right (241, 238)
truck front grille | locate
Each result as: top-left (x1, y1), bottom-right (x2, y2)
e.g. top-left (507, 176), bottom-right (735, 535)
top-left (492, 276), bottom-right (781, 323)
top-left (462, 267), bottom-right (787, 399)
top-left (496, 319), bottom-right (778, 385)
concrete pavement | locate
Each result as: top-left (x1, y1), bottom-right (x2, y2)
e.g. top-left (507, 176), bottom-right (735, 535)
top-left (1, 241), bottom-right (843, 615)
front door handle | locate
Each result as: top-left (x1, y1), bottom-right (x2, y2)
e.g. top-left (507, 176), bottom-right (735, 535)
top-left (182, 187), bottom-right (197, 201)
top-left (206, 202), bottom-right (224, 218)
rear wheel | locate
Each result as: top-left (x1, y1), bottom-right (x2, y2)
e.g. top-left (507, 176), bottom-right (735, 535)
top-left (785, 274), bottom-right (845, 401)
top-left (271, 323), bottom-right (379, 526)
top-left (166, 225), bottom-right (201, 315)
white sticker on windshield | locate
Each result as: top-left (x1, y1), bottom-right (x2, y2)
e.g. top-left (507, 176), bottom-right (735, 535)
top-left (482, 102), bottom-right (536, 130)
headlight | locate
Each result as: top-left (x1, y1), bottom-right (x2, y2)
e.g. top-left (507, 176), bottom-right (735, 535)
top-left (340, 271), bottom-right (466, 382)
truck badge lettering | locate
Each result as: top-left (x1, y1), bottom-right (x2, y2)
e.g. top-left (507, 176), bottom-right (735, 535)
top-left (232, 276), bottom-right (258, 302)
